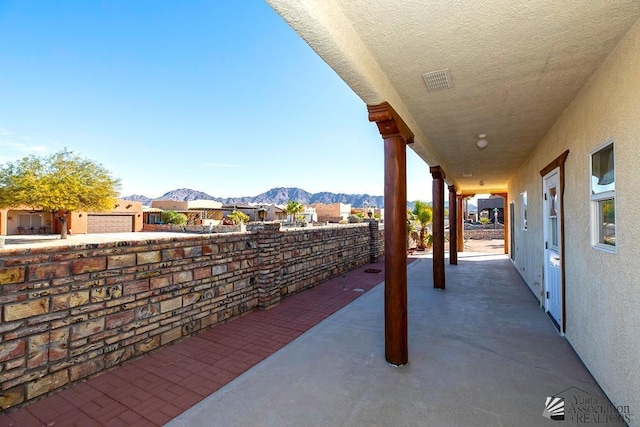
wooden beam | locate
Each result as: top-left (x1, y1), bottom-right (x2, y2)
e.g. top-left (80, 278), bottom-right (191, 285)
top-left (456, 195), bottom-right (464, 252)
top-left (430, 166), bottom-right (446, 289)
top-left (368, 102), bottom-right (412, 366)
top-left (448, 185), bottom-right (457, 265)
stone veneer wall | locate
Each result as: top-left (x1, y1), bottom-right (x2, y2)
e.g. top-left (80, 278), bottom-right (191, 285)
top-left (0, 222), bottom-right (382, 410)
top-left (143, 224), bottom-right (242, 233)
top-left (463, 230), bottom-right (505, 240)
top-left (367, 220), bottom-right (384, 262)
top-left (279, 227), bottom-right (367, 296)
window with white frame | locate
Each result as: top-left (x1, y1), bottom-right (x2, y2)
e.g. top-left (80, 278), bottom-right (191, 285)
top-left (520, 191), bottom-right (527, 230)
top-left (590, 140), bottom-right (616, 251)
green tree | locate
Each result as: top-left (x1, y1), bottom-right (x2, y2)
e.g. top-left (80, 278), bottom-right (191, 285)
top-left (0, 149), bottom-right (120, 239)
top-left (284, 200), bottom-right (304, 223)
top-left (412, 200), bottom-right (433, 250)
top-left (161, 210), bottom-right (188, 225)
top-left (227, 210), bottom-right (250, 225)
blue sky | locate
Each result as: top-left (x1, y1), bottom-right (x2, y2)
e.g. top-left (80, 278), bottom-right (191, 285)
top-left (0, 0), bottom-right (432, 201)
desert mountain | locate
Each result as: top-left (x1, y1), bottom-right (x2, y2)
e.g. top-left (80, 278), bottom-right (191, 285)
top-left (121, 194), bottom-right (153, 205)
top-left (122, 187), bottom-right (385, 208)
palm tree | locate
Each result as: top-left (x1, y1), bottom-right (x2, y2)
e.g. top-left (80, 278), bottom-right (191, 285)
top-left (285, 200), bottom-right (304, 223)
top-left (412, 200), bottom-right (433, 250)
top-left (407, 209), bottom-right (418, 251)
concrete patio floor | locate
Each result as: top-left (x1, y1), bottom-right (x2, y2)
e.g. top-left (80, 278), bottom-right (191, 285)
top-left (169, 252), bottom-right (617, 427)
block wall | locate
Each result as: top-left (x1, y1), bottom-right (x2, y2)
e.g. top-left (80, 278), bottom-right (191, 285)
top-left (463, 230), bottom-right (505, 240)
top-left (279, 225), bottom-right (370, 296)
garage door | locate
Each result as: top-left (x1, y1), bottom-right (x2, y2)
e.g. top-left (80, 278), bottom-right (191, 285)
top-left (87, 215), bottom-right (133, 233)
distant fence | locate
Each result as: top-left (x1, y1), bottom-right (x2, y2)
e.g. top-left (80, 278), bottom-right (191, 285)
top-left (142, 223), bottom-right (242, 233)
top-left (463, 229), bottom-right (505, 240)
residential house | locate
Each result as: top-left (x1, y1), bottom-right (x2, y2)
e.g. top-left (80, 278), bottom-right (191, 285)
top-left (224, 204), bottom-right (286, 222)
top-left (351, 206), bottom-right (384, 221)
top-left (150, 199), bottom-right (224, 226)
top-left (258, 204), bottom-right (287, 222)
top-left (477, 195), bottom-right (504, 223)
top-left (299, 206), bottom-right (317, 223)
top-left (267, 0), bottom-right (640, 413)
top-left (0, 200), bottom-right (143, 235)
top-left (310, 202), bottom-right (351, 223)
top-left (146, 200), bottom-right (286, 224)
top-left (142, 207), bottom-right (163, 225)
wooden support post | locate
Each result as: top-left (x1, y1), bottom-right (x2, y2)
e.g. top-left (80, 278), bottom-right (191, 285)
top-left (368, 102), bottom-right (413, 366)
top-left (430, 166), bottom-right (446, 289)
top-left (456, 195), bottom-right (464, 253)
top-left (448, 185), bottom-right (457, 265)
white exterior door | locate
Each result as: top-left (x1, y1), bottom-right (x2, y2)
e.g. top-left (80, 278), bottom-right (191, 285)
top-left (543, 169), bottom-right (562, 330)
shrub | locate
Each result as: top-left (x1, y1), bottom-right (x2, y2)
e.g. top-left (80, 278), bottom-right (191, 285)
top-left (227, 210), bottom-right (250, 225)
top-left (161, 210), bottom-right (188, 225)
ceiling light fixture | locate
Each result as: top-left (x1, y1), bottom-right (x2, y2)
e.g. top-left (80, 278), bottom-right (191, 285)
top-left (479, 180), bottom-right (485, 186)
top-left (477, 133), bottom-right (488, 150)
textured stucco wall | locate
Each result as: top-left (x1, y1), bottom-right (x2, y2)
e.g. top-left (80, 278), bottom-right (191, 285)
top-left (509, 18), bottom-right (640, 418)
top-left (0, 210), bottom-right (6, 236)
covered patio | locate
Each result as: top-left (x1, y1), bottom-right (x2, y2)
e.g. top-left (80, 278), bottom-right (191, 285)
top-left (170, 252), bottom-right (615, 426)
top-left (265, 1), bottom-right (640, 416)
top-left (1, 248), bottom-right (620, 425)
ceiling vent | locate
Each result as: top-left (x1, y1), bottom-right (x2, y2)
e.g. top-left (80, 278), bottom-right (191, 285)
top-left (422, 68), bottom-right (453, 92)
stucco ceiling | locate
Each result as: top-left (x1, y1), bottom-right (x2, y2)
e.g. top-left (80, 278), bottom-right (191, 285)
top-left (267, 0), bottom-right (640, 194)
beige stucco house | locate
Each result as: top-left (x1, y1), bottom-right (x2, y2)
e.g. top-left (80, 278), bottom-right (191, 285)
top-left (310, 202), bottom-right (351, 222)
top-left (150, 199), bottom-right (224, 225)
top-left (0, 199), bottom-right (143, 235)
top-left (147, 200), bottom-right (286, 224)
top-left (268, 0), bottom-right (640, 418)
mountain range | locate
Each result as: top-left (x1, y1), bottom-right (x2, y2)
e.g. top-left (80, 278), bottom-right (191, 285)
top-left (122, 187), bottom-right (386, 208)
